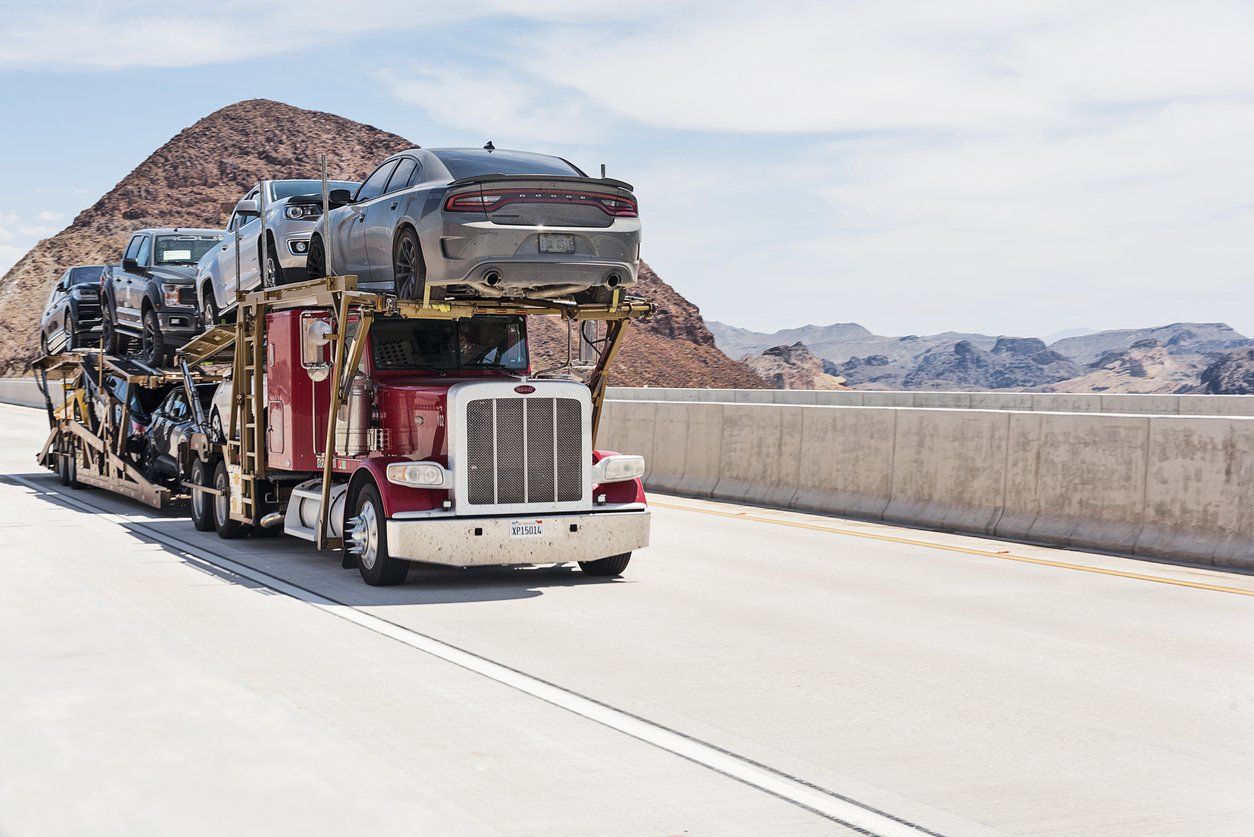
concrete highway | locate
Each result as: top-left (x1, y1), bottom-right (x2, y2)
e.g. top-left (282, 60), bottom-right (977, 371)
top-left (2, 402), bottom-right (1252, 836)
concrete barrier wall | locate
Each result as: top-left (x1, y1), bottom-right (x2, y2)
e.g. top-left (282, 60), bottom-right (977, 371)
top-left (607, 387), bottom-right (1254, 416)
top-left (0, 378), bottom-right (55, 409)
top-left (601, 400), bottom-right (1254, 569)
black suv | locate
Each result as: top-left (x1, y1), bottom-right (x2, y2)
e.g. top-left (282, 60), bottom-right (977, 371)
top-left (40, 264), bottom-right (106, 353)
top-left (101, 227), bottom-right (223, 366)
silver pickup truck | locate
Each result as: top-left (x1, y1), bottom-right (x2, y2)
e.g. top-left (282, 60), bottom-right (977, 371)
top-left (195, 178), bottom-right (357, 324)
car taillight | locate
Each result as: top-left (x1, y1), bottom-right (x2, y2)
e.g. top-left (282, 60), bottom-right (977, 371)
top-left (443, 189), bottom-right (638, 217)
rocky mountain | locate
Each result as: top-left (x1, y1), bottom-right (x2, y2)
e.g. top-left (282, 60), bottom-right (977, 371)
top-left (708, 320), bottom-right (999, 368)
top-left (840, 337), bottom-right (1080, 391)
top-left (713, 318), bottom-right (1254, 393)
top-left (1196, 348), bottom-right (1254, 394)
top-left (1046, 338), bottom-right (1206, 393)
top-left (1047, 323), bottom-right (1250, 365)
top-left (742, 342), bottom-right (846, 390)
top-left (0, 99), bottom-right (764, 389)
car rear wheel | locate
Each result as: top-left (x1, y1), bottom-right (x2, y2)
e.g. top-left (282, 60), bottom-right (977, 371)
top-left (212, 459), bottom-right (251, 539)
top-left (65, 315), bottom-right (78, 350)
top-left (140, 308), bottom-right (167, 367)
top-left (579, 553), bottom-right (631, 577)
top-left (348, 483), bottom-right (409, 586)
top-left (306, 236), bottom-right (327, 281)
top-left (189, 458), bottom-right (215, 532)
top-left (392, 228), bottom-right (425, 301)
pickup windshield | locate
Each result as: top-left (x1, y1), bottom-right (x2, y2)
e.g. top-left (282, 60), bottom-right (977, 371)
top-left (269, 180), bottom-right (357, 200)
top-left (154, 235), bottom-right (221, 266)
top-left (371, 316), bottom-right (528, 373)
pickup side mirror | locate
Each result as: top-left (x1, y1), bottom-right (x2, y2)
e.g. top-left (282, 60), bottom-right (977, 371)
top-left (234, 198), bottom-right (259, 215)
top-left (329, 188), bottom-right (353, 205)
top-left (122, 257), bottom-right (141, 273)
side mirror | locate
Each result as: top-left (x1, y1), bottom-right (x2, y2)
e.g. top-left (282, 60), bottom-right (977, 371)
top-left (234, 198), bottom-right (259, 215)
top-left (122, 257), bottom-right (141, 273)
top-left (55, 279), bottom-right (68, 292)
top-left (329, 188), bottom-right (353, 205)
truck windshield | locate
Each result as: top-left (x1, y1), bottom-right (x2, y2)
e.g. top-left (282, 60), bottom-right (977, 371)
top-left (371, 316), bottom-right (528, 373)
top-left (269, 180), bottom-right (357, 200)
top-left (154, 235), bottom-right (221, 266)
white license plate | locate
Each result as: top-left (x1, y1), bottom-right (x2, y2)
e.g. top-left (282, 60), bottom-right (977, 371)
top-left (510, 519), bottom-right (545, 538)
top-left (539, 234), bottom-right (576, 254)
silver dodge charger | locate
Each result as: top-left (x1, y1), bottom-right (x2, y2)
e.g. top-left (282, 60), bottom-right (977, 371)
top-left (306, 147), bottom-right (641, 302)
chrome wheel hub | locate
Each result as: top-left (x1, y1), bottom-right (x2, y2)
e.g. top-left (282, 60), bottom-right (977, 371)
top-left (347, 501), bottom-right (379, 569)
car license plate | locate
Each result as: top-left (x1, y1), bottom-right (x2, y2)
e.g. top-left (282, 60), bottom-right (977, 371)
top-left (510, 519), bottom-right (545, 538)
top-left (539, 233), bottom-right (576, 254)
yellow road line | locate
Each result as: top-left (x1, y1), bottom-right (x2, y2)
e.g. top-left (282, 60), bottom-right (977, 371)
top-left (650, 500), bottom-right (1254, 598)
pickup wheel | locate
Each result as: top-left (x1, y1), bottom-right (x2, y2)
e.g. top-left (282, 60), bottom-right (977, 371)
top-left (102, 312), bottom-right (129, 356)
top-left (212, 459), bottom-right (251, 539)
top-left (202, 289), bottom-right (220, 327)
top-left (140, 308), bottom-right (167, 367)
top-left (578, 553), bottom-right (631, 577)
top-left (348, 483), bottom-right (408, 586)
top-left (263, 239), bottom-right (281, 288)
top-left (189, 458), bottom-right (215, 532)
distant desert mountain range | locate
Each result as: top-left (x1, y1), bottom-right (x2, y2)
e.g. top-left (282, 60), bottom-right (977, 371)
top-left (709, 320), bottom-right (1254, 394)
top-left (0, 99), bottom-right (764, 388)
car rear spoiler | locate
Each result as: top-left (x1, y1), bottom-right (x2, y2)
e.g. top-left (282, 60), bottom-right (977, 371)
top-left (446, 174), bottom-right (635, 192)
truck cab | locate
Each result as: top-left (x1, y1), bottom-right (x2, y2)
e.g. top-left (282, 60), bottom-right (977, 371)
top-left (237, 305), bottom-right (649, 585)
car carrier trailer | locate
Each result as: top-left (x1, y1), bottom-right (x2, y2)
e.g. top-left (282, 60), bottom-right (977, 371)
top-left (33, 349), bottom-right (223, 508)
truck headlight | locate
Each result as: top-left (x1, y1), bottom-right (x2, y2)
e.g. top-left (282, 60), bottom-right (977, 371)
top-left (592, 455), bottom-right (645, 484)
top-left (284, 204), bottom-right (321, 220)
top-left (386, 461), bottom-right (451, 489)
top-left (161, 283), bottom-right (183, 306)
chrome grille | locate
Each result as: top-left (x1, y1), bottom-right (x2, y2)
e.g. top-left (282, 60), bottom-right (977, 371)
top-left (465, 396), bottom-right (584, 506)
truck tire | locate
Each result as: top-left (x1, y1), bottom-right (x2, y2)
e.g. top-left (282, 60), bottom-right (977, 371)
top-left (56, 441), bottom-right (71, 485)
top-left (263, 239), bottom-right (281, 288)
top-left (578, 553), bottom-right (631, 577)
top-left (66, 442), bottom-right (81, 489)
top-left (140, 308), bottom-right (167, 368)
top-left (348, 483), bottom-right (409, 586)
top-left (212, 459), bottom-right (251, 539)
top-left (102, 311), bottom-right (129, 356)
top-left (189, 458), bottom-right (215, 532)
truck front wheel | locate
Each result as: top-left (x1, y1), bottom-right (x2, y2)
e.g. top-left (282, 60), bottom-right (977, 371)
top-left (347, 483), bottom-right (409, 586)
top-left (579, 553), bottom-right (631, 577)
top-left (212, 460), bottom-right (251, 539)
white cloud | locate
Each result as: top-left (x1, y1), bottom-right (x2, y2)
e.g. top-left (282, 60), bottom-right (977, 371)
top-left (378, 68), bottom-right (609, 145)
top-left (0, 211), bottom-right (63, 273)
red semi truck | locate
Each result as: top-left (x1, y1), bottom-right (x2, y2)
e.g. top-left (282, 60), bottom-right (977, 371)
top-left (180, 276), bottom-right (652, 585)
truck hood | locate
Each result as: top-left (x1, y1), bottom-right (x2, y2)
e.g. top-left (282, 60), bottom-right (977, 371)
top-left (146, 264), bottom-right (198, 284)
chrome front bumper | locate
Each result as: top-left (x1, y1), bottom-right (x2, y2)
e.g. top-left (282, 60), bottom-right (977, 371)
top-left (385, 509), bottom-right (650, 567)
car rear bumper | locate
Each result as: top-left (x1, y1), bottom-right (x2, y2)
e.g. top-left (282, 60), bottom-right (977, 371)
top-left (385, 509), bottom-right (650, 567)
top-left (428, 218), bottom-right (640, 288)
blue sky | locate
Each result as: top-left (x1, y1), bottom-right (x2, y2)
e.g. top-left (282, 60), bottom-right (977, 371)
top-left (3, 0), bottom-right (1254, 338)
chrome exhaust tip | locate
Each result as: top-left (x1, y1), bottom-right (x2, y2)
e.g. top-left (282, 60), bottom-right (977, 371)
top-left (259, 512), bottom-right (283, 529)
top-left (605, 273), bottom-right (622, 287)
top-left (483, 270), bottom-right (501, 286)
